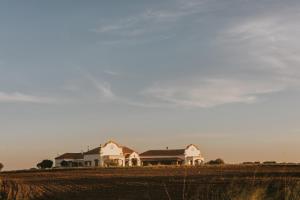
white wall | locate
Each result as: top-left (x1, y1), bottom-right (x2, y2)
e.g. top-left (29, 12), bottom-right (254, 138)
top-left (185, 145), bottom-right (201, 157)
top-left (184, 145), bottom-right (204, 165)
top-left (55, 159), bottom-right (84, 167)
top-left (84, 154), bottom-right (100, 167)
top-left (55, 159), bottom-right (63, 167)
top-left (101, 142), bottom-right (123, 156)
top-left (83, 142), bottom-right (125, 167)
top-left (128, 152), bottom-right (141, 166)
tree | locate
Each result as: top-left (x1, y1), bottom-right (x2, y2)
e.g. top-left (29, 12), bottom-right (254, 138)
top-left (215, 158), bottom-right (225, 164)
top-left (0, 163), bottom-right (3, 171)
top-left (37, 160), bottom-right (53, 169)
top-left (207, 158), bottom-right (225, 165)
top-left (263, 161), bottom-right (277, 165)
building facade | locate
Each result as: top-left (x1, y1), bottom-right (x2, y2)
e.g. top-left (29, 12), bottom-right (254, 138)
top-left (140, 144), bottom-right (204, 166)
top-left (55, 141), bottom-right (204, 168)
top-left (55, 153), bottom-right (84, 167)
top-left (55, 141), bottom-right (141, 168)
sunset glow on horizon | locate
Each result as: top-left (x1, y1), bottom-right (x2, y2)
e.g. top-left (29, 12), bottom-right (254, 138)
top-left (1, 0), bottom-right (300, 170)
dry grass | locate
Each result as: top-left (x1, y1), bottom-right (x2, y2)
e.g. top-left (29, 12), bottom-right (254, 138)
top-left (0, 164), bottom-right (300, 200)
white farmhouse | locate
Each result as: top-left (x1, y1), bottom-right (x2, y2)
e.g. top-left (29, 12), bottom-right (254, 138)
top-left (55, 140), bottom-right (141, 168)
top-left (139, 144), bottom-right (204, 166)
top-left (55, 141), bottom-right (204, 168)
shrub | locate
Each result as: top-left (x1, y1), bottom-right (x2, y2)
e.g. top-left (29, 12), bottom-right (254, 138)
top-left (0, 163), bottom-right (3, 171)
top-left (243, 162), bottom-right (253, 165)
top-left (37, 160), bottom-right (53, 169)
top-left (207, 158), bottom-right (225, 165)
top-left (263, 161), bottom-right (277, 165)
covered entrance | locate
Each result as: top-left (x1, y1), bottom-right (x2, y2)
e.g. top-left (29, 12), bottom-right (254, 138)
top-left (102, 155), bottom-right (125, 167)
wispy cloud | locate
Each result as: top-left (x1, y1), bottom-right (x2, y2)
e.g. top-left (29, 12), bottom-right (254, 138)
top-left (0, 92), bottom-right (55, 104)
top-left (91, 17), bottom-right (139, 34)
top-left (91, 0), bottom-right (211, 43)
top-left (146, 10), bottom-right (300, 109)
top-left (77, 2), bottom-right (300, 109)
top-left (85, 74), bottom-right (116, 100)
top-left (219, 11), bottom-right (300, 86)
top-left (103, 70), bottom-right (120, 76)
top-left (83, 73), bottom-right (166, 108)
top-left (96, 34), bottom-right (174, 46)
top-left (148, 9), bottom-right (298, 108)
top-left (142, 78), bottom-right (284, 108)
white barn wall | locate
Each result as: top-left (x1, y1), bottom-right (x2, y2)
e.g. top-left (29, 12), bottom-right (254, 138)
top-left (84, 154), bottom-right (100, 167)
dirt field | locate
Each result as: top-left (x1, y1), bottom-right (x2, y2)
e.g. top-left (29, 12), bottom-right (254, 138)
top-left (1, 165), bottom-right (300, 200)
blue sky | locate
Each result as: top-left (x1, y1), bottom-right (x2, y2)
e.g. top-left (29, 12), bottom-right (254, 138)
top-left (1, 0), bottom-right (300, 170)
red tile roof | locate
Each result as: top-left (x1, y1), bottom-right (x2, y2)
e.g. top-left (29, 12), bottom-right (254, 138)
top-left (55, 153), bottom-right (84, 160)
top-left (186, 144), bottom-right (200, 150)
top-left (83, 146), bottom-right (135, 156)
top-left (122, 146), bottom-right (135, 154)
top-left (141, 157), bottom-right (184, 162)
top-left (140, 149), bottom-right (185, 157)
top-left (103, 140), bottom-right (122, 148)
top-left (84, 147), bottom-right (101, 155)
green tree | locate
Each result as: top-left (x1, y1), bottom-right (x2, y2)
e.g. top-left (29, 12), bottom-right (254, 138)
top-left (37, 160), bottom-right (53, 169)
top-left (207, 158), bottom-right (225, 165)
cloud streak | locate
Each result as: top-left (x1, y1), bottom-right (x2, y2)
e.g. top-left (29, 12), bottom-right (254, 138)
top-left (85, 74), bottom-right (116, 100)
top-left (75, 1), bottom-right (300, 109)
top-left (142, 78), bottom-right (284, 108)
top-left (219, 10), bottom-right (300, 86)
top-left (139, 10), bottom-right (300, 109)
top-left (91, 0), bottom-right (211, 43)
top-left (0, 92), bottom-right (55, 104)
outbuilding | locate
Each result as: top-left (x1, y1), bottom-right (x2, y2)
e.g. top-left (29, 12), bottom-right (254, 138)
top-left (55, 153), bottom-right (84, 167)
top-left (140, 144), bottom-right (204, 166)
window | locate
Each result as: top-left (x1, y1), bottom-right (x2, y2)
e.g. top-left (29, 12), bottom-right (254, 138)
top-left (94, 159), bottom-right (99, 167)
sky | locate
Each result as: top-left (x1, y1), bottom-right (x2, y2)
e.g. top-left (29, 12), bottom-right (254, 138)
top-left (0, 0), bottom-right (300, 170)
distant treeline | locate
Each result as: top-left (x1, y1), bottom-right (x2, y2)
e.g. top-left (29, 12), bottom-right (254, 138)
top-left (242, 161), bottom-right (300, 165)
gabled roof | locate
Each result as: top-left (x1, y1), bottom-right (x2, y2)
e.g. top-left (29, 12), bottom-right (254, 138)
top-left (83, 146), bottom-right (136, 156)
top-left (55, 153), bottom-right (84, 160)
top-left (186, 144), bottom-right (200, 150)
top-left (141, 157), bottom-right (184, 161)
top-left (103, 140), bottom-right (122, 148)
top-left (84, 147), bottom-right (101, 155)
top-left (140, 149), bottom-right (185, 157)
top-left (122, 146), bottom-right (135, 154)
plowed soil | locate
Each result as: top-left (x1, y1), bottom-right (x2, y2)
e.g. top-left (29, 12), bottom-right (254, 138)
top-left (1, 165), bottom-right (300, 200)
